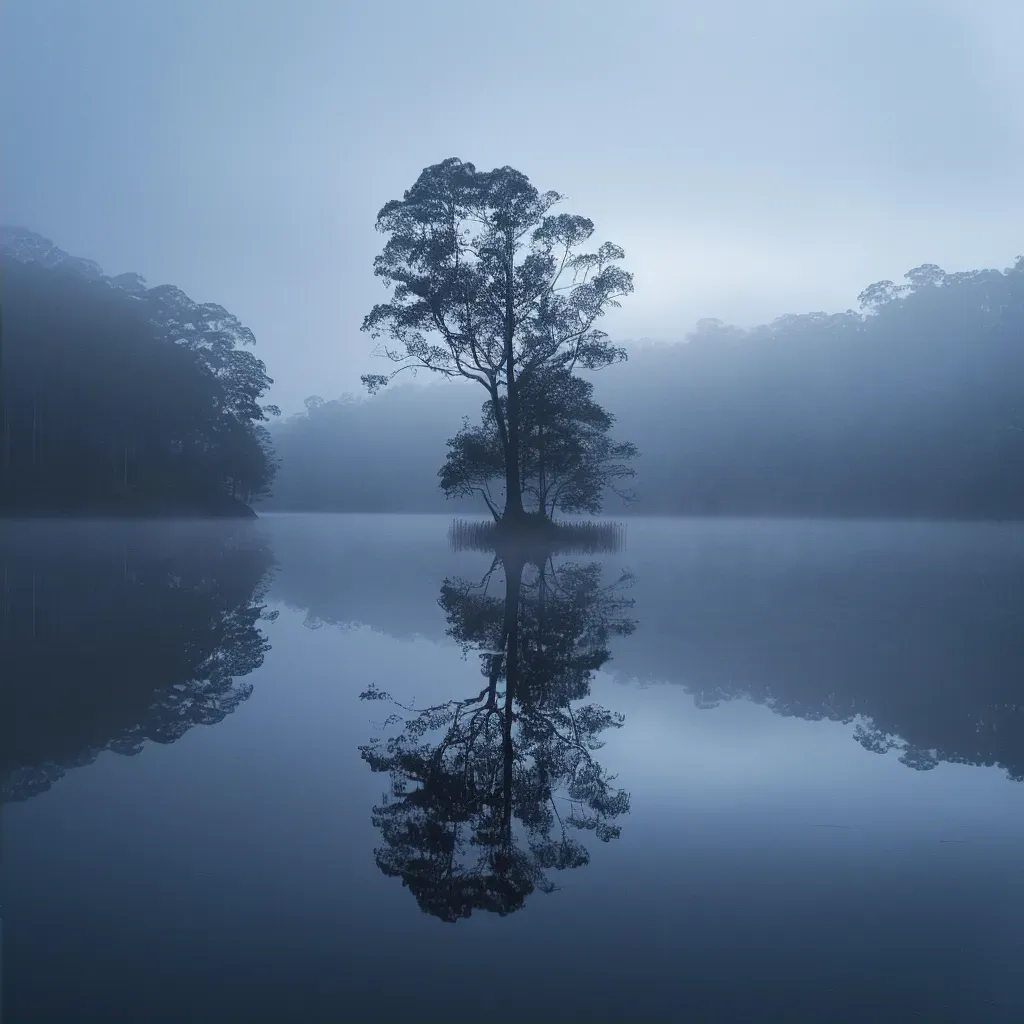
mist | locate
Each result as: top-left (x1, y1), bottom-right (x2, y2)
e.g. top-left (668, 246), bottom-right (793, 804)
top-left (4, 2), bottom-right (1024, 1021)
top-left (266, 258), bottom-right (1024, 520)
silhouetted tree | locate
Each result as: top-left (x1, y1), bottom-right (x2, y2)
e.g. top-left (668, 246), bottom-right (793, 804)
top-left (0, 522), bottom-right (276, 802)
top-left (360, 158), bottom-right (633, 523)
top-left (0, 227), bottom-right (279, 515)
top-left (440, 366), bottom-right (638, 519)
top-left (359, 542), bottom-right (635, 921)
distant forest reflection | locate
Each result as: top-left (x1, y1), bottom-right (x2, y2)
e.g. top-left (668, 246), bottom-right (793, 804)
top-left (0, 523), bottom-right (276, 802)
top-left (630, 524), bottom-right (1024, 784)
top-left (360, 533), bottom-right (636, 921)
top-left (4, 515), bottom-right (1020, 846)
top-left (268, 517), bottom-right (1024, 790)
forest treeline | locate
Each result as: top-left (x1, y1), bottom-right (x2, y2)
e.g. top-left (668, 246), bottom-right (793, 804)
top-left (1, 227), bottom-right (278, 516)
top-left (268, 255), bottom-right (1024, 519)
top-left (3, 219), bottom-right (1021, 521)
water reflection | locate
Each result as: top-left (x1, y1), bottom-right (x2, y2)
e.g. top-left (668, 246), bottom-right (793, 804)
top-left (360, 528), bottom-right (635, 921)
top-left (0, 522), bottom-right (276, 802)
top-left (616, 523), bottom-right (1024, 783)
top-left (265, 516), bottom-right (1024, 793)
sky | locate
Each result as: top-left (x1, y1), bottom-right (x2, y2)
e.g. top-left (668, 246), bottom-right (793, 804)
top-left (3, 0), bottom-right (1022, 416)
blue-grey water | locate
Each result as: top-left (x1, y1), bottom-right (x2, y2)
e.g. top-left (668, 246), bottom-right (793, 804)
top-left (2, 514), bottom-right (1024, 1023)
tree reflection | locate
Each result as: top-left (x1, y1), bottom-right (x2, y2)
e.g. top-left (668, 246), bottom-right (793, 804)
top-left (607, 529), bottom-right (1024, 784)
top-left (0, 523), bottom-right (276, 802)
top-left (360, 536), bottom-right (636, 921)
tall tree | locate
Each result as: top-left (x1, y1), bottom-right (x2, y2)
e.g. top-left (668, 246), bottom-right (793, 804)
top-left (361, 158), bottom-right (633, 523)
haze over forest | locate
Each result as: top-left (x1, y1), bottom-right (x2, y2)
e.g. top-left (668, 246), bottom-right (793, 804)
top-left (2, 0), bottom-right (1023, 520)
top-left (268, 262), bottom-right (1024, 518)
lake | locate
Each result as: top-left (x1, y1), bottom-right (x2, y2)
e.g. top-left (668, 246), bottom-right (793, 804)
top-left (3, 514), bottom-right (1024, 1023)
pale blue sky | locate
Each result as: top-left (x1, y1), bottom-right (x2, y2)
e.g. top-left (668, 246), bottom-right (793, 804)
top-left (3, 0), bottom-right (1021, 414)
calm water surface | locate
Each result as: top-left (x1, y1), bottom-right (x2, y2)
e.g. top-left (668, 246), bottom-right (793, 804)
top-left (2, 514), bottom-right (1024, 1023)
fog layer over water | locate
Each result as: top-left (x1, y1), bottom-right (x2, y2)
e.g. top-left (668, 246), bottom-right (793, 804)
top-left (3, 514), bottom-right (1024, 1022)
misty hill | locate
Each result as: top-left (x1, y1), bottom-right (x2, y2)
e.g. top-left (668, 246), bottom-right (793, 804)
top-left (266, 257), bottom-right (1024, 520)
top-left (1, 227), bottom-right (278, 517)
top-left (267, 388), bottom-right (480, 514)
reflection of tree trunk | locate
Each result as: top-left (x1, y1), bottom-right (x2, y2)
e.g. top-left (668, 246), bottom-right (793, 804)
top-left (537, 559), bottom-right (549, 654)
top-left (538, 424), bottom-right (547, 518)
top-left (501, 555), bottom-right (524, 839)
top-left (501, 674), bottom-right (515, 842)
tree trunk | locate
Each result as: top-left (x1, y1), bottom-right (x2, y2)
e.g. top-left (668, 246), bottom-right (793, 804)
top-left (502, 380), bottom-right (526, 522)
top-left (538, 424), bottom-right (549, 519)
top-left (500, 556), bottom-right (524, 839)
top-left (501, 231), bottom-right (525, 524)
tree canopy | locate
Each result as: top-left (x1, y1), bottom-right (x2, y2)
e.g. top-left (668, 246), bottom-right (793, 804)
top-left (360, 158), bottom-right (633, 521)
top-left (1, 227), bottom-right (279, 516)
top-left (440, 367), bottom-right (637, 518)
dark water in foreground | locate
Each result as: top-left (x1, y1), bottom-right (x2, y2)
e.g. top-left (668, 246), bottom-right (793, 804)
top-left (2, 514), bottom-right (1024, 1023)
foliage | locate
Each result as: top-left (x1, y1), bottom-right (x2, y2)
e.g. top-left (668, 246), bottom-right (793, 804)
top-left (440, 366), bottom-right (637, 518)
top-left (0, 227), bottom-right (279, 514)
top-left (359, 549), bottom-right (635, 921)
top-left (360, 158), bottom-right (633, 519)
